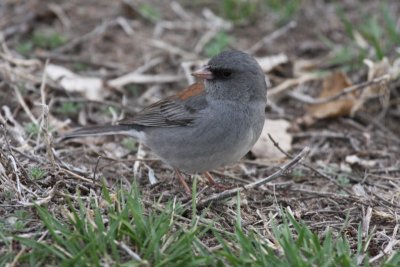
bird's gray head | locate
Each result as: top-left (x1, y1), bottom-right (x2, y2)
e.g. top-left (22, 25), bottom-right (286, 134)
top-left (193, 50), bottom-right (267, 103)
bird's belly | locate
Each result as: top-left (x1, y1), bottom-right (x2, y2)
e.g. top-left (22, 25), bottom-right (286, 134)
top-left (144, 113), bottom-right (262, 173)
top-left (175, 131), bottom-right (254, 173)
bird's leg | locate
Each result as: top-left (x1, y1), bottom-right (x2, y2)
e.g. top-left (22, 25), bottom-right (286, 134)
top-left (204, 171), bottom-right (230, 190)
top-left (174, 168), bottom-right (191, 195)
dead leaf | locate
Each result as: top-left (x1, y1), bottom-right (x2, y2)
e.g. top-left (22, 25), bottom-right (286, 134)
top-left (252, 119), bottom-right (292, 159)
top-left (308, 71), bottom-right (355, 119)
top-left (46, 64), bottom-right (106, 101)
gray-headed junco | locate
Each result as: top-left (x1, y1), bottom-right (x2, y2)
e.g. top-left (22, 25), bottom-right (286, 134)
top-left (64, 50), bottom-right (267, 194)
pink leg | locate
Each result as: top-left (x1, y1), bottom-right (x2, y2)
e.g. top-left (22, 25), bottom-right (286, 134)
top-left (174, 168), bottom-right (191, 195)
top-left (204, 171), bottom-right (230, 190)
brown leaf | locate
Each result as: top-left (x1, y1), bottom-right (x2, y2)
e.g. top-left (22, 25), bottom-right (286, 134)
top-left (308, 71), bottom-right (355, 119)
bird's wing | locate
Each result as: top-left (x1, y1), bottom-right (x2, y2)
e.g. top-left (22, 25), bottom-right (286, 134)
top-left (117, 83), bottom-right (208, 127)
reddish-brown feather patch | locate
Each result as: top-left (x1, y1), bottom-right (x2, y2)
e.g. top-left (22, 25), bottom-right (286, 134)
top-left (177, 83), bottom-right (204, 100)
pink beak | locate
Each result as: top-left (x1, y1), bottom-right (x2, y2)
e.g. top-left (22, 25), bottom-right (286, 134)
top-left (191, 65), bottom-right (214, 80)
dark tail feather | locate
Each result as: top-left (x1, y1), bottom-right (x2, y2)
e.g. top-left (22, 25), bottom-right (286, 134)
top-left (61, 125), bottom-right (135, 140)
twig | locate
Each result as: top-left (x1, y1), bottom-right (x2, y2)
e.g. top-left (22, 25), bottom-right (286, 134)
top-left (106, 57), bottom-right (166, 89)
top-left (35, 51), bottom-right (126, 70)
top-left (194, 30), bottom-right (218, 54)
top-left (288, 74), bottom-right (390, 105)
top-left (268, 134), bottom-right (354, 195)
top-left (54, 19), bottom-right (119, 53)
top-left (48, 3), bottom-right (71, 30)
top-left (17, 181), bottom-right (61, 207)
top-left (93, 156), bottom-right (102, 183)
top-left (286, 188), bottom-right (371, 206)
top-left (356, 113), bottom-right (400, 145)
top-left (115, 241), bottom-right (142, 261)
top-left (247, 21), bottom-right (297, 54)
top-left (170, 1), bottom-right (192, 21)
top-left (53, 97), bottom-right (139, 113)
top-left (0, 52), bottom-right (41, 67)
top-left (0, 124), bottom-right (31, 185)
top-left (369, 225), bottom-right (400, 263)
top-left (192, 146), bottom-right (310, 208)
top-left (361, 206), bottom-right (372, 239)
top-left (12, 84), bottom-right (38, 124)
top-left (37, 61), bottom-right (57, 170)
top-left (107, 73), bottom-right (184, 88)
top-left (9, 154), bottom-right (23, 200)
top-left (131, 57), bottom-right (164, 74)
top-left (149, 39), bottom-right (196, 59)
top-left (267, 72), bottom-right (320, 99)
top-left (60, 167), bottom-right (102, 187)
top-left (293, 131), bottom-right (349, 140)
top-left (116, 17), bottom-right (135, 36)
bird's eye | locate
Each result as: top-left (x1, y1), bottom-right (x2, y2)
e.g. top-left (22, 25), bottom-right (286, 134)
top-left (222, 70), bottom-right (232, 78)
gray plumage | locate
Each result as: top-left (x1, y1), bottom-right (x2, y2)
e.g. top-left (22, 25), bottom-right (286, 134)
top-left (64, 50), bottom-right (267, 173)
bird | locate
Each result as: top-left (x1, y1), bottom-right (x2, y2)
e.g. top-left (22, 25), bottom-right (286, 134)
top-left (63, 50), bottom-right (267, 194)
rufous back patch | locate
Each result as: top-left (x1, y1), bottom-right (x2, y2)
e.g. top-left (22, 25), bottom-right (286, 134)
top-left (177, 83), bottom-right (204, 100)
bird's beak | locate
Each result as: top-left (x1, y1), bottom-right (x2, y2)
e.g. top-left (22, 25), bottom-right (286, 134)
top-left (191, 65), bottom-right (214, 80)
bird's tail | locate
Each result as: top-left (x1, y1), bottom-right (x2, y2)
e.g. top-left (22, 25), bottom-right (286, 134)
top-left (61, 125), bottom-right (136, 140)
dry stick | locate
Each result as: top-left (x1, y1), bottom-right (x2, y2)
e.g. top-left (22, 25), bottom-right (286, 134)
top-left (369, 190), bottom-right (400, 209)
top-left (268, 134), bottom-right (354, 195)
top-left (149, 38), bottom-right (197, 59)
top-left (93, 156), bottom-right (102, 183)
top-left (8, 230), bottom-right (49, 267)
top-left (12, 84), bottom-right (38, 124)
top-left (0, 52), bottom-right (41, 67)
top-left (8, 246), bottom-right (26, 267)
top-left (267, 73), bottom-right (320, 98)
top-left (107, 57), bottom-right (180, 88)
top-left (53, 19), bottom-right (119, 54)
top-left (107, 73), bottom-right (184, 88)
top-left (60, 167), bottom-right (103, 187)
top-left (194, 30), bottom-right (218, 54)
top-left (287, 188), bottom-right (371, 206)
top-left (115, 241), bottom-right (142, 262)
top-left (170, 1), bottom-right (192, 21)
top-left (247, 21), bottom-right (297, 54)
top-left (93, 156), bottom-right (103, 196)
top-left (193, 146), bottom-right (310, 208)
top-left (35, 51), bottom-right (125, 70)
top-left (41, 106), bottom-right (57, 169)
top-left (18, 181), bottom-right (61, 207)
top-left (288, 74), bottom-right (391, 105)
top-left (356, 112), bottom-right (400, 145)
top-left (54, 97), bottom-right (139, 113)
top-left (48, 3), bottom-right (71, 29)
top-left (369, 224), bottom-right (400, 263)
top-left (0, 124), bottom-right (32, 185)
top-left (40, 62), bottom-right (57, 170)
